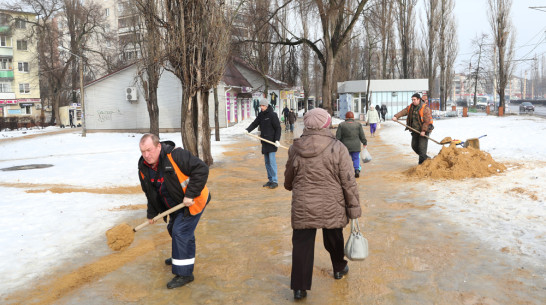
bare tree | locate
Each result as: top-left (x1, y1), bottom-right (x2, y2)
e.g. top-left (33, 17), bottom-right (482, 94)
top-left (436, 0), bottom-right (457, 110)
top-left (395, 0), bottom-right (417, 79)
top-left (488, 0), bottom-right (515, 114)
top-left (237, 0), bottom-right (277, 96)
top-left (370, 0), bottom-right (396, 79)
top-left (298, 0), bottom-right (311, 111)
top-left (468, 34), bottom-right (488, 107)
top-left (163, 0), bottom-right (230, 165)
top-left (422, 0), bottom-right (438, 98)
top-left (279, 0), bottom-right (370, 114)
top-left (363, 17), bottom-right (380, 110)
top-left (11, 0), bottom-right (106, 125)
top-left (134, 0), bottom-right (163, 136)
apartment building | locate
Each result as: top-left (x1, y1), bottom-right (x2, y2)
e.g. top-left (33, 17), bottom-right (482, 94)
top-left (0, 9), bottom-right (41, 120)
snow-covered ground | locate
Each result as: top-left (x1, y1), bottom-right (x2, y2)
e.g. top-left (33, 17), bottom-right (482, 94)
top-left (0, 114), bottom-right (544, 295)
top-left (378, 115), bottom-right (546, 270)
top-left (0, 124), bottom-right (243, 295)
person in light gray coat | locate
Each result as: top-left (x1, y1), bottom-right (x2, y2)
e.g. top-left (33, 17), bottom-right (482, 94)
top-left (284, 108), bottom-right (362, 300)
top-left (366, 106), bottom-right (380, 137)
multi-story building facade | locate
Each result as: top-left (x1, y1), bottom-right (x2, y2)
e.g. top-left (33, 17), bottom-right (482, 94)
top-left (0, 9), bottom-right (41, 120)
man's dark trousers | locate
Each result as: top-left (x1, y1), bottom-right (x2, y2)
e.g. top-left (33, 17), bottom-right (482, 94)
top-left (411, 132), bottom-right (429, 164)
top-left (167, 207), bottom-right (205, 276)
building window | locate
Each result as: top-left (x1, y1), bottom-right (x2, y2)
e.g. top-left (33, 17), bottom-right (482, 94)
top-left (21, 105), bottom-right (31, 115)
top-left (19, 83), bottom-right (30, 94)
top-left (0, 13), bottom-right (10, 26)
top-left (0, 35), bottom-right (12, 47)
top-left (105, 8), bottom-right (110, 17)
top-left (0, 58), bottom-right (12, 70)
top-left (0, 82), bottom-right (11, 92)
top-left (16, 40), bottom-right (28, 51)
top-left (15, 19), bottom-right (26, 29)
top-left (18, 62), bottom-right (29, 72)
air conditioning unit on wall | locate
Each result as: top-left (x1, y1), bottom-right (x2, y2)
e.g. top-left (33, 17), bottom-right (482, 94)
top-left (126, 87), bottom-right (137, 101)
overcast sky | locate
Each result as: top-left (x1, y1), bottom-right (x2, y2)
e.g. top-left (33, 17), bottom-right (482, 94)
top-left (1, 0), bottom-right (543, 78)
top-left (453, 0), bottom-right (546, 77)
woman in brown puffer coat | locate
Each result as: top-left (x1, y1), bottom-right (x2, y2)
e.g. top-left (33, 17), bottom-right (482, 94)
top-left (284, 108), bottom-right (362, 300)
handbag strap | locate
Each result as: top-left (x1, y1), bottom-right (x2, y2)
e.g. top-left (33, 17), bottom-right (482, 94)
top-left (350, 219), bottom-right (362, 233)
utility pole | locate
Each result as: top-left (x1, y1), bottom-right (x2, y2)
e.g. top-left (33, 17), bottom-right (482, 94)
top-left (523, 71), bottom-right (527, 99)
top-left (79, 55), bottom-right (85, 137)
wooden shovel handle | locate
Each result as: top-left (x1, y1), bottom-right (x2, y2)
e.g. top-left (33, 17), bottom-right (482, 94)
top-left (133, 203), bottom-right (187, 232)
top-left (394, 120), bottom-right (442, 145)
top-left (246, 132), bottom-right (289, 150)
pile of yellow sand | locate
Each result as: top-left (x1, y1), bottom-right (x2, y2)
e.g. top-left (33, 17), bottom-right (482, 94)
top-left (405, 143), bottom-right (506, 179)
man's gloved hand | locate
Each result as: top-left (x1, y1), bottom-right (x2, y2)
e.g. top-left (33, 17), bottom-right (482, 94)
top-left (244, 130), bottom-right (249, 134)
top-left (275, 141), bottom-right (281, 147)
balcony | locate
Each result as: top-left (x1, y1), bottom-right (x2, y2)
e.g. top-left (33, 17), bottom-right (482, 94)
top-left (0, 47), bottom-right (14, 57)
top-left (0, 92), bottom-right (15, 99)
top-left (0, 70), bottom-right (14, 80)
top-left (0, 25), bottom-right (12, 35)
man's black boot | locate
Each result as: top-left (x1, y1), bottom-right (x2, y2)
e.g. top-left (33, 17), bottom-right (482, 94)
top-left (263, 181), bottom-right (271, 187)
top-left (167, 275), bottom-right (194, 289)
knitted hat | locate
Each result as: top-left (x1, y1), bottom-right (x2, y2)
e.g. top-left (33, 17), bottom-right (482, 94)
top-left (304, 108), bottom-right (331, 130)
top-left (259, 97), bottom-right (269, 106)
top-left (412, 93), bottom-right (421, 99)
top-left (345, 111), bottom-right (354, 119)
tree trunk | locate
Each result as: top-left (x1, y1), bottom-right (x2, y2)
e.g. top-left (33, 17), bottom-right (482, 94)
top-left (200, 90), bottom-right (213, 165)
top-left (147, 91), bottom-right (159, 136)
top-left (214, 86), bottom-right (220, 141)
top-left (181, 93), bottom-right (197, 154)
top-left (322, 51), bottom-right (335, 115)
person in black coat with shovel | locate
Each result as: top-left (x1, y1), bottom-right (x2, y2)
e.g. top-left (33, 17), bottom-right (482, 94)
top-left (138, 133), bottom-right (211, 289)
top-left (392, 93), bottom-right (434, 164)
top-left (245, 97), bottom-right (282, 189)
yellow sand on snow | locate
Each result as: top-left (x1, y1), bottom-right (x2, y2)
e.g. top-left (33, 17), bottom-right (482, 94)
top-left (405, 143), bottom-right (506, 179)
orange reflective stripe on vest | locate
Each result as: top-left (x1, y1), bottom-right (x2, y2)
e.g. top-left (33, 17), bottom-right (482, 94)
top-left (407, 103), bottom-right (433, 125)
top-left (166, 153), bottom-right (209, 216)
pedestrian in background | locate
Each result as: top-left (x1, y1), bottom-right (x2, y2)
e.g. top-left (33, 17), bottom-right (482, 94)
top-left (282, 105), bottom-right (290, 131)
top-left (366, 105), bottom-right (380, 137)
top-left (287, 108), bottom-right (297, 132)
top-left (284, 108), bottom-right (362, 300)
top-left (336, 111), bottom-right (367, 178)
top-left (245, 97), bottom-right (282, 189)
top-left (380, 104), bottom-right (387, 122)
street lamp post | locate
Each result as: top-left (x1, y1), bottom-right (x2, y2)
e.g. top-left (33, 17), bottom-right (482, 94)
top-left (58, 46), bottom-right (86, 137)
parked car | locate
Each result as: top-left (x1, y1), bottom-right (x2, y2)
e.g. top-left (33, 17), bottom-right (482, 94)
top-left (519, 102), bottom-right (535, 113)
top-left (476, 100), bottom-right (488, 110)
top-left (456, 99), bottom-right (468, 107)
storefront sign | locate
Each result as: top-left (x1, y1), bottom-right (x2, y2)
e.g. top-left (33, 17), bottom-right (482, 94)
top-left (19, 103), bottom-right (34, 107)
top-left (0, 100), bottom-right (18, 104)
